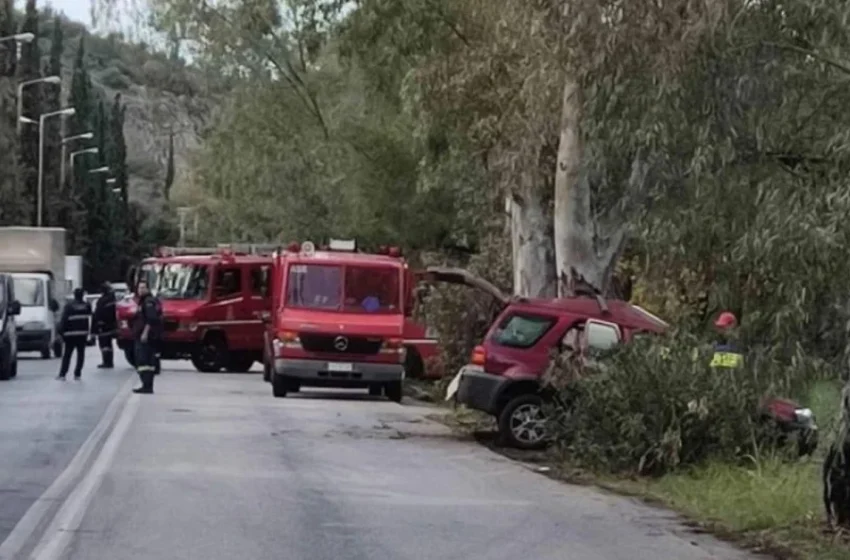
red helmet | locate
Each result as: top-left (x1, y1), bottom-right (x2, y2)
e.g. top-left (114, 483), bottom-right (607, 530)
top-left (714, 311), bottom-right (737, 329)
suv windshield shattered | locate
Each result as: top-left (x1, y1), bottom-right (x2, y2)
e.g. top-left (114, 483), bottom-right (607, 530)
top-left (157, 263), bottom-right (209, 300)
top-left (286, 263), bottom-right (400, 313)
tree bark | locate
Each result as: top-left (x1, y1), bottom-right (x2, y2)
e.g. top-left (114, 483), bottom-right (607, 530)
top-left (554, 76), bottom-right (637, 297)
top-left (509, 190), bottom-right (556, 298)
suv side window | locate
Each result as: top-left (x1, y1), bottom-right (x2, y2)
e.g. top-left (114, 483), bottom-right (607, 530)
top-left (251, 265), bottom-right (270, 297)
top-left (214, 267), bottom-right (243, 299)
top-left (492, 313), bottom-right (556, 349)
top-left (584, 320), bottom-right (621, 351)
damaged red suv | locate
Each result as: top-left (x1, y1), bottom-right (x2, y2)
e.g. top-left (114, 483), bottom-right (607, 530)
top-left (425, 267), bottom-right (819, 453)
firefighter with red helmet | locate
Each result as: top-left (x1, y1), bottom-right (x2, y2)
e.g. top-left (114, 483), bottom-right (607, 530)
top-left (710, 311), bottom-right (743, 368)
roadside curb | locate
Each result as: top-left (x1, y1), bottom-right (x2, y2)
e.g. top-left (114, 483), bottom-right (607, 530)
top-left (0, 375), bottom-right (135, 560)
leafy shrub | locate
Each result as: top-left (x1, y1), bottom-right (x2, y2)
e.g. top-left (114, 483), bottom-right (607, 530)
top-left (548, 331), bottom-right (827, 476)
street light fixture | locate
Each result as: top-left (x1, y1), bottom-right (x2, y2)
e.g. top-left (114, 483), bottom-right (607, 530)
top-left (18, 115), bottom-right (35, 125)
top-left (17, 75), bottom-right (62, 135)
top-left (37, 107), bottom-right (75, 227)
top-left (111, 188), bottom-right (121, 194)
top-left (60, 132), bottom-right (94, 188)
top-left (68, 147), bottom-right (98, 192)
top-left (89, 166), bottom-right (110, 174)
top-left (106, 178), bottom-right (117, 185)
top-left (0, 33), bottom-right (35, 44)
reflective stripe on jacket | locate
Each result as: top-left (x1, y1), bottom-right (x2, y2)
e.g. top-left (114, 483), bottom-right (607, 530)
top-left (710, 342), bottom-right (743, 368)
top-left (60, 301), bottom-right (92, 339)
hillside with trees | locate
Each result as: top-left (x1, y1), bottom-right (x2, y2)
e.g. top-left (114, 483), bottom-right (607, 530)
top-left (0, 0), bottom-right (221, 289)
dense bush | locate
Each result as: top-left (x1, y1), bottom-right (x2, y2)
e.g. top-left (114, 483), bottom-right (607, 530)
top-left (548, 332), bottom-right (831, 476)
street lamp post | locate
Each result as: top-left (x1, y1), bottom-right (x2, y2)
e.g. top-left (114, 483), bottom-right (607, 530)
top-left (0, 33), bottom-right (34, 64)
top-left (37, 107), bottom-right (75, 227)
top-left (68, 147), bottom-right (98, 192)
top-left (61, 132), bottom-right (94, 189)
top-left (17, 75), bottom-right (61, 135)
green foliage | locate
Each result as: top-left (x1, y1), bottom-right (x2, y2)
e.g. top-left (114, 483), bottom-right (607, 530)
top-left (548, 332), bottom-right (834, 475)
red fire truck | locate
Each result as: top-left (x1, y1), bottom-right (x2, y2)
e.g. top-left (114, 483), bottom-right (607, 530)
top-left (263, 240), bottom-right (431, 401)
top-left (118, 245), bottom-right (276, 372)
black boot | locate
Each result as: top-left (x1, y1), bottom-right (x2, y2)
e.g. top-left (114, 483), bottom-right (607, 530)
top-left (133, 371), bottom-right (154, 394)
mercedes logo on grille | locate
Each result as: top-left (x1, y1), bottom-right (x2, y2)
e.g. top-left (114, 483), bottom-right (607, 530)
top-left (333, 336), bottom-right (349, 351)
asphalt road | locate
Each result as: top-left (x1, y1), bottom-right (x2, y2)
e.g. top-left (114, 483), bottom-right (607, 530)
top-left (0, 350), bottom-right (765, 560)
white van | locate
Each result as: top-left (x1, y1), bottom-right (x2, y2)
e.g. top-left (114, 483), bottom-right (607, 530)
top-left (12, 273), bottom-right (62, 359)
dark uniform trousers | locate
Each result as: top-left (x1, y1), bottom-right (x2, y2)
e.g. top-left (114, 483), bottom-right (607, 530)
top-left (98, 332), bottom-right (115, 367)
top-left (135, 340), bottom-right (157, 391)
top-left (59, 337), bottom-right (87, 377)
top-left (59, 301), bottom-right (91, 378)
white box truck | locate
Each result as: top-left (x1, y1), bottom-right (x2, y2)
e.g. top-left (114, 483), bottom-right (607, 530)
top-left (65, 255), bottom-right (83, 294)
top-left (0, 227), bottom-right (69, 359)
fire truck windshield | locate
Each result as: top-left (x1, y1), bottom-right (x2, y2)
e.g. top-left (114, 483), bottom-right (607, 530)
top-left (286, 263), bottom-right (401, 313)
top-left (157, 263), bottom-right (210, 300)
top-left (137, 263), bottom-right (161, 292)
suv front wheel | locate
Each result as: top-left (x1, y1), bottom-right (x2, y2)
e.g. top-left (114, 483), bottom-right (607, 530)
top-left (498, 393), bottom-right (550, 450)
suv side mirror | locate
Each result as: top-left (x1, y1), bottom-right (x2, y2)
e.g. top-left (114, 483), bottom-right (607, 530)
top-left (9, 300), bottom-right (21, 316)
top-left (49, 298), bottom-right (60, 313)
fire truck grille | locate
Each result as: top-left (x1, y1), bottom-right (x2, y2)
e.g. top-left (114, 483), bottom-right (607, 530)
top-left (299, 334), bottom-right (382, 355)
top-left (163, 319), bottom-right (180, 332)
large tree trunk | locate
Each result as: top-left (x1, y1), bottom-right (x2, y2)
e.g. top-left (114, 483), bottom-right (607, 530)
top-left (553, 77), bottom-right (638, 297)
top-left (509, 190), bottom-right (556, 298)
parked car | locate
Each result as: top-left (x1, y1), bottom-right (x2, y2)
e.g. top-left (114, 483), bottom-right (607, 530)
top-left (0, 273), bottom-right (22, 380)
top-left (427, 267), bottom-right (818, 454)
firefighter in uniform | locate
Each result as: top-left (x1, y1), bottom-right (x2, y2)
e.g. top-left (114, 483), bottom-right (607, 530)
top-left (93, 282), bottom-right (117, 368)
top-left (710, 311), bottom-right (744, 369)
top-left (57, 288), bottom-right (92, 380)
top-left (132, 280), bottom-right (162, 394)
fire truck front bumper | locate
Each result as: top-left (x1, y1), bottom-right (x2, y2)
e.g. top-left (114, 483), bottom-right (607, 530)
top-left (274, 358), bottom-right (404, 387)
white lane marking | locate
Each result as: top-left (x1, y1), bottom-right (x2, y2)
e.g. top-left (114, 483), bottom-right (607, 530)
top-left (28, 394), bottom-right (141, 560)
top-left (0, 375), bottom-right (135, 560)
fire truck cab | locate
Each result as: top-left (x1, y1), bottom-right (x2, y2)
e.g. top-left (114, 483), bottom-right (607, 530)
top-left (264, 240), bottom-right (413, 402)
top-left (119, 245), bottom-right (275, 373)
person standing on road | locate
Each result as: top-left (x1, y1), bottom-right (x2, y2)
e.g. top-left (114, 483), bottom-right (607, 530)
top-left (93, 282), bottom-right (117, 369)
top-left (132, 280), bottom-right (162, 394)
top-left (56, 288), bottom-right (92, 381)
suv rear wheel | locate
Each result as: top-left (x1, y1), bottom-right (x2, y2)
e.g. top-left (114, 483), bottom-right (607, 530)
top-left (498, 393), bottom-right (549, 450)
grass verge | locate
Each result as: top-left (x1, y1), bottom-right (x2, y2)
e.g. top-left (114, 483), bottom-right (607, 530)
top-left (419, 379), bottom-right (849, 559)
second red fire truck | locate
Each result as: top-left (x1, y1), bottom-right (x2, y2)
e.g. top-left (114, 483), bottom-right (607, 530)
top-left (117, 245), bottom-right (276, 372)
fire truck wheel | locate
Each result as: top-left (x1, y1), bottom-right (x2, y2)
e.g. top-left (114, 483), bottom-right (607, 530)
top-left (192, 334), bottom-right (226, 373)
top-left (404, 348), bottom-right (424, 379)
top-left (385, 381), bottom-right (403, 403)
top-left (225, 354), bottom-right (254, 373)
top-left (271, 373), bottom-right (288, 398)
top-left (263, 359), bottom-right (271, 382)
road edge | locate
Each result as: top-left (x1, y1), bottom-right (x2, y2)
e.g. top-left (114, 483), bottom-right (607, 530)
top-left (0, 375), bottom-right (135, 560)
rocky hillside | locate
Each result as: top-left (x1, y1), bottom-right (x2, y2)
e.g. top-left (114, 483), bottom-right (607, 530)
top-left (43, 11), bottom-right (223, 209)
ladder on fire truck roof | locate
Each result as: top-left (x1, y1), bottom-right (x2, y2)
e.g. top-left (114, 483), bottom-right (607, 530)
top-left (156, 243), bottom-right (280, 257)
